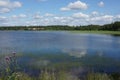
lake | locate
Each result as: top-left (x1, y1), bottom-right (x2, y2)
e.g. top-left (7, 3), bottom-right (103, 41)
top-left (0, 31), bottom-right (120, 75)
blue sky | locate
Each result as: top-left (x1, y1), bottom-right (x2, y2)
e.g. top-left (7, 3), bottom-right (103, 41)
top-left (0, 0), bottom-right (120, 26)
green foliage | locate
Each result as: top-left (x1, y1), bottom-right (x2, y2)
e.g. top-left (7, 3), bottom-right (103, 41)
top-left (87, 73), bottom-right (111, 80)
top-left (39, 70), bottom-right (51, 80)
top-left (0, 21), bottom-right (120, 31)
top-left (0, 72), bottom-right (32, 80)
top-left (38, 70), bottom-right (79, 80)
top-left (110, 73), bottom-right (120, 80)
top-left (57, 71), bottom-right (69, 80)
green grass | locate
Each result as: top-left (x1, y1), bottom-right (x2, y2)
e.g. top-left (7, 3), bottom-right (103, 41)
top-left (1, 71), bottom-right (119, 80)
top-left (70, 31), bottom-right (120, 36)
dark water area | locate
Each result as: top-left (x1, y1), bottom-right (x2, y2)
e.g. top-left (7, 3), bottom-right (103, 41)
top-left (0, 31), bottom-right (120, 76)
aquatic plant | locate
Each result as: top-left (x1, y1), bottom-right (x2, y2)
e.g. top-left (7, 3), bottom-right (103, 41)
top-left (2, 52), bottom-right (20, 80)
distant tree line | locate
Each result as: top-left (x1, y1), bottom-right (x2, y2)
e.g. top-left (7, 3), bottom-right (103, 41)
top-left (0, 21), bottom-right (120, 31)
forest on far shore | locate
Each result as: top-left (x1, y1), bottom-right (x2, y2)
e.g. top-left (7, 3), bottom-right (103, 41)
top-left (0, 21), bottom-right (120, 31)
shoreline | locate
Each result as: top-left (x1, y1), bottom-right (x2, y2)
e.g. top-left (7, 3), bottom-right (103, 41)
top-left (70, 31), bottom-right (120, 36)
top-left (0, 30), bottom-right (120, 36)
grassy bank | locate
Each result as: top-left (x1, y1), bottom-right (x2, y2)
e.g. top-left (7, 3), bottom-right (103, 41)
top-left (70, 31), bottom-right (120, 36)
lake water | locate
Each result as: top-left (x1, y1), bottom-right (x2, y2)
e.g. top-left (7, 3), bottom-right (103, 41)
top-left (0, 31), bottom-right (120, 57)
top-left (0, 31), bottom-right (120, 74)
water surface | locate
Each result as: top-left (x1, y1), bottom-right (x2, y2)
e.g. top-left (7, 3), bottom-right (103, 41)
top-left (0, 31), bottom-right (119, 57)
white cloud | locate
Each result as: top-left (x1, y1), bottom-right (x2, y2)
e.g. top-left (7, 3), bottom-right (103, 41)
top-left (31, 13), bottom-right (119, 26)
top-left (91, 15), bottom-right (113, 21)
top-left (0, 0), bottom-right (22, 8)
top-left (89, 15), bottom-right (114, 25)
top-left (0, 16), bottom-right (7, 20)
top-left (60, 7), bottom-right (70, 11)
top-left (0, 16), bottom-right (8, 23)
top-left (44, 13), bottom-right (54, 17)
top-left (12, 1), bottom-right (22, 8)
top-left (113, 15), bottom-right (120, 21)
top-left (0, 12), bottom-right (119, 26)
top-left (0, 8), bottom-right (10, 13)
top-left (11, 15), bottom-right (17, 18)
top-left (60, 0), bottom-right (88, 11)
top-left (98, 1), bottom-right (104, 7)
top-left (115, 15), bottom-right (120, 19)
top-left (19, 14), bottom-right (27, 18)
top-left (0, 0), bottom-right (8, 7)
top-left (0, 0), bottom-right (22, 13)
top-left (11, 14), bottom-right (27, 19)
top-left (91, 11), bottom-right (99, 16)
top-left (54, 16), bottom-right (73, 21)
top-left (21, 15), bottom-right (114, 26)
top-left (72, 12), bottom-right (89, 18)
top-left (33, 14), bottom-right (43, 19)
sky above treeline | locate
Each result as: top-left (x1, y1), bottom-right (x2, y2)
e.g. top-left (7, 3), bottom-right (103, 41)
top-left (0, 0), bottom-right (120, 26)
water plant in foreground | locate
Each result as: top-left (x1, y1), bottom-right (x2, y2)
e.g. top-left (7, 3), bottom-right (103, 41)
top-left (2, 52), bottom-right (20, 80)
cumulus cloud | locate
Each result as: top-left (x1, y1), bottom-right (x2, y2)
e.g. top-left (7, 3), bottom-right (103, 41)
top-left (89, 15), bottom-right (114, 25)
top-left (91, 11), bottom-right (99, 16)
top-left (33, 13), bottom-right (120, 26)
top-left (12, 1), bottom-right (22, 8)
top-left (115, 15), bottom-right (120, 21)
top-left (11, 14), bottom-right (27, 19)
top-left (71, 13), bottom-right (116, 25)
top-left (0, 12), bottom-right (120, 26)
top-left (0, 16), bottom-right (8, 25)
top-left (0, 8), bottom-right (10, 13)
top-left (98, 1), bottom-right (104, 7)
top-left (60, 0), bottom-right (88, 11)
top-left (91, 15), bottom-right (113, 22)
top-left (0, 0), bottom-right (22, 13)
top-left (0, 16), bottom-right (7, 21)
top-left (33, 14), bottom-right (43, 19)
top-left (53, 16), bottom-right (73, 24)
top-left (19, 14), bottom-right (27, 18)
top-left (60, 7), bottom-right (70, 11)
top-left (0, 0), bottom-right (22, 8)
top-left (44, 13), bottom-right (54, 17)
top-left (72, 12), bottom-right (89, 19)
top-left (11, 15), bottom-right (17, 18)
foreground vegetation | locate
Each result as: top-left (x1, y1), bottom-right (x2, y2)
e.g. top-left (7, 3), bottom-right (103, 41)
top-left (1, 71), bottom-right (119, 80)
top-left (0, 52), bottom-right (120, 80)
